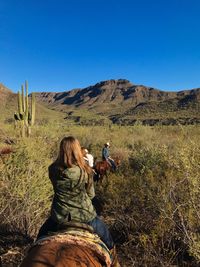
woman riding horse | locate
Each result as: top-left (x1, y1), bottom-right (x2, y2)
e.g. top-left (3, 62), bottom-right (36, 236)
top-left (20, 137), bottom-right (120, 266)
top-left (37, 136), bottom-right (113, 250)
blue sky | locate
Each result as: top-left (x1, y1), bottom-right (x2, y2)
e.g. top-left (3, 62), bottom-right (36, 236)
top-left (0, 0), bottom-right (200, 93)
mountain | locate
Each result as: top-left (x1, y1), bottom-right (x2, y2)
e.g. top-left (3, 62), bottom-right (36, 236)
top-left (36, 79), bottom-right (177, 107)
top-left (0, 84), bottom-right (17, 123)
top-left (0, 83), bottom-right (13, 103)
top-left (1, 79), bottom-right (200, 125)
top-left (35, 79), bottom-right (200, 125)
top-left (0, 84), bottom-right (65, 124)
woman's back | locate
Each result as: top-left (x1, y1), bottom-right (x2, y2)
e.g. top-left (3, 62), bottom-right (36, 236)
top-left (49, 162), bottom-right (96, 223)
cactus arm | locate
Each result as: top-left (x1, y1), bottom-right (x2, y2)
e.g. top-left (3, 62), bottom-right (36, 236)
top-left (25, 80), bottom-right (29, 125)
top-left (31, 92), bottom-right (35, 126)
top-left (21, 85), bottom-right (25, 113)
top-left (18, 91), bottom-right (23, 115)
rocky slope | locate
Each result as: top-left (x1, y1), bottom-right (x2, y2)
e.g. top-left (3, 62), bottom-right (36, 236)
top-left (0, 83), bottom-right (13, 103)
top-left (35, 79), bottom-right (199, 107)
top-left (35, 79), bottom-right (200, 125)
top-left (1, 79), bottom-right (200, 125)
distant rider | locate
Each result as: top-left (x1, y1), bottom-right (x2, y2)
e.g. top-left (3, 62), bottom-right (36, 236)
top-left (102, 142), bottom-right (116, 171)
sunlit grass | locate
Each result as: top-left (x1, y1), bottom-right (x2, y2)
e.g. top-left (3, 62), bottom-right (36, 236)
top-left (0, 123), bottom-right (200, 265)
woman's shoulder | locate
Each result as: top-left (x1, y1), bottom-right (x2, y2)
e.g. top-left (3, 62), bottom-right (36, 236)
top-left (63, 165), bottom-right (81, 177)
top-left (49, 163), bottom-right (86, 179)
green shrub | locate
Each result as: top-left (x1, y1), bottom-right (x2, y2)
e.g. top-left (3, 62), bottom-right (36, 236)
top-left (0, 138), bottom-right (52, 235)
top-left (0, 124), bottom-right (200, 266)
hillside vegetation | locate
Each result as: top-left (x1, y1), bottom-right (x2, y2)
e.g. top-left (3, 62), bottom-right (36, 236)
top-left (0, 122), bottom-right (200, 266)
top-left (35, 79), bottom-right (200, 125)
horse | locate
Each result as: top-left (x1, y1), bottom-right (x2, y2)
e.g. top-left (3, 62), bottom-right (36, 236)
top-left (0, 147), bottom-right (13, 156)
top-left (94, 157), bottom-right (121, 183)
top-left (20, 222), bottom-right (120, 267)
top-left (0, 147), bottom-right (13, 165)
top-left (94, 160), bottom-right (111, 183)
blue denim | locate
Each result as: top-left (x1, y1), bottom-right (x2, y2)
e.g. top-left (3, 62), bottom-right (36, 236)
top-left (37, 216), bottom-right (114, 250)
top-left (108, 158), bottom-right (117, 171)
top-left (87, 216), bottom-right (114, 249)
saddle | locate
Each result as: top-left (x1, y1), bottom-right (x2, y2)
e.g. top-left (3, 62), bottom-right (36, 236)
top-left (34, 221), bottom-right (112, 267)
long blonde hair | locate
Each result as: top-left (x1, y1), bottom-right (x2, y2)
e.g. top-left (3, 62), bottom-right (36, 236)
top-left (56, 136), bottom-right (92, 174)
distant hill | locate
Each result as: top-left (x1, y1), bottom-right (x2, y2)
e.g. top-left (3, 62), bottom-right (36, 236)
top-left (36, 79), bottom-right (178, 107)
top-left (1, 79), bottom-right (200, 125)
top-left (0, 83), bottom-right (13, 103)
top-left (35, 79), bottom-right (200, 125)
top-left (0, 83), bottom-right (65, 124)
top-left (0, 84), bottom-right (17, 123)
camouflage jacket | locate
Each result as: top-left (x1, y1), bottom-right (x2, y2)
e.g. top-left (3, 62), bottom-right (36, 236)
top-left (48, 163), bottom-right (96, 224)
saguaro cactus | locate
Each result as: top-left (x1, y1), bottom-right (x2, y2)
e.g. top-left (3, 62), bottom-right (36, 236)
top-left (31, 92), bottom-right (35, 126)
top-left (14, 81), bottom-right (36, 137)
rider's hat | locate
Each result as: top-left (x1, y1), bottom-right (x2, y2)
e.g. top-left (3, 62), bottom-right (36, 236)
top-left (106, 142), bottom-right (110, 146)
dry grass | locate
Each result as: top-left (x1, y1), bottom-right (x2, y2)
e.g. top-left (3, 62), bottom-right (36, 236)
top-left (0, 123), bottom-right (200, 266)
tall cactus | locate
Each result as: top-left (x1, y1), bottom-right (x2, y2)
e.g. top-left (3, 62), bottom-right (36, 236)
top-left (25, 81), bottom-right (29, 127)
top-left (14, 81), bottom-right (36, 137)
top-left (21, 85), bottom-right (25, 113)
top-left (31, 92), bottom-right (35, 126)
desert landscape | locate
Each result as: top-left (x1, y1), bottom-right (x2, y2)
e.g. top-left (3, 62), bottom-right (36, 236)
top-left (0, 80), bottom-right (200, 266)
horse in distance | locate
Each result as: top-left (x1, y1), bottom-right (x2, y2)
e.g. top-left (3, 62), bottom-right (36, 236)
top-left (94, 157), bottom-right (121, 183)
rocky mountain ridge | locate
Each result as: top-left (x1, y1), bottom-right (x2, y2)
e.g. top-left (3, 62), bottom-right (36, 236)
top-left (0, 79), bottom-right (199, 125)
top-left (35, 79), bottom-right (200, 108)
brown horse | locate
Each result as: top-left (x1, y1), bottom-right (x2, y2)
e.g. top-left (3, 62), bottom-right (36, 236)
top-left (94, 157), bottom-right (121, 183)
top-left (94, 160), bottom-right (111, 183)
top-left (20, 226), bottom-right (120, 267)
top-left (0, 147), bottom-right (13, 156)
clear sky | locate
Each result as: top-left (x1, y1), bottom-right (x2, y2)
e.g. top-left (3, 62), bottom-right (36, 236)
top-left (0, 0), bottom-right (200, 93)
